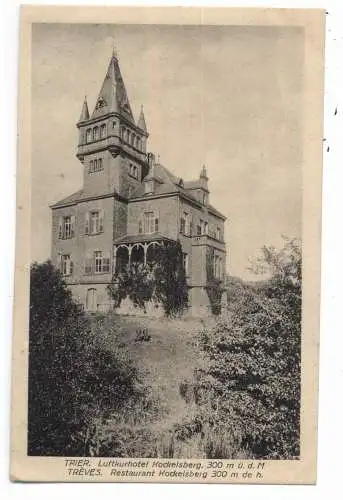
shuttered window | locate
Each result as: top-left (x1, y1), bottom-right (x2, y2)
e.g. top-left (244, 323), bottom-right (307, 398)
top-left (58, 215), bottom-right (75, 239)
top-left (85, 210), bottom-right (104, 235)
top-left (60, 254), bottom-right (73, 276)
top-left (84, 250), bottom-right (110, 275)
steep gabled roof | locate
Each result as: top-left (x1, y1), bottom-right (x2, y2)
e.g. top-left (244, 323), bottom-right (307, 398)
top-left (50, 189), bottom-right (84, 208)
top-left (137, 105), bottom-right (148, 133)
top-left (78, 97), bottom-right (90, 122)
top-left (91, 53), bottom-right (135, 123)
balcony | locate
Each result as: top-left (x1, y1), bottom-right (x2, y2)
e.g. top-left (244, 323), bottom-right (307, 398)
top-left (77, 135), bottom-right (146, 161)
top-left (192, 234), bottom-right (226, 252)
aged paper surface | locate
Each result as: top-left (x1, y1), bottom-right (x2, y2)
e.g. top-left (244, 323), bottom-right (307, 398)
top-left (11, 6), bottom-right (324, 484)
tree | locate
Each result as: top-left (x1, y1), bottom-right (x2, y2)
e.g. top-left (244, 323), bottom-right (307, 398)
top-left (28, 261), bottom-right (140, 456)
top-left (194, 237), bottom-right (301, 459)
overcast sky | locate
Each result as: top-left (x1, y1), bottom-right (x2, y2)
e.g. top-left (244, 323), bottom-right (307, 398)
top-left (32, 23), bottom-right (303, 279)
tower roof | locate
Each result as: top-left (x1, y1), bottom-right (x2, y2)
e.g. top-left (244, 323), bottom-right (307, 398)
top-left (200, 164), bottom-right (208, 179)
top-left (78, 96), bottom-right (90, 122)
top-left (91, 52), bottom-right (135, 122)
top-left (137, 105), bottom-right (148, 133)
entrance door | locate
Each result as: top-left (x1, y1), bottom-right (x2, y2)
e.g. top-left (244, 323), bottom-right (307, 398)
top-left (86, 288), bottom-right (97, 312)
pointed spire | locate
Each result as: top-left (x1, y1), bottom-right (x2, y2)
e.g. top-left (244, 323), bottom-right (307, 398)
top-left (78, 95), bottom-right (90, 122)
top-left (200, 164), bottom-right (208, 179)
top-left (137, 105), bottom-right (148, 133)
top-left (91, 52), bottom-right (134, 121)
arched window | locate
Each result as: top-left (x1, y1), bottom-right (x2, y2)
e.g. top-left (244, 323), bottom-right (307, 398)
top-left (126, 130), bottom-right (131, 144)
top-left (100, 124), bottom-right (106, 139)
top-left (131, 133), bottom-right (135, 147)
top-left (136, 137), bottom-right (140, 149)
top-left (93, 127), bottom-right (99, 141)
top-left (86, 129), bottom-right (92, 143)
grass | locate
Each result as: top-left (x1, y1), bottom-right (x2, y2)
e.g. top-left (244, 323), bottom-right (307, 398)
top-left (87, 312), bottom-right (220, 457)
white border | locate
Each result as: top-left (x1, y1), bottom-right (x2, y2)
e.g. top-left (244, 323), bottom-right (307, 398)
top-left (1, 0), bottom-right (343, 499)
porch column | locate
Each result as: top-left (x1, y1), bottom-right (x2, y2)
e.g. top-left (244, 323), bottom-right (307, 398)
top-left (128, 244), bottom-right (132, 267)
top-left (143, 243), bottom-right (148, 265)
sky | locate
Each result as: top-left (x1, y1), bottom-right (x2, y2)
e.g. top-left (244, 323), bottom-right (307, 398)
top-left (31, 23), bottom-right (304, 279)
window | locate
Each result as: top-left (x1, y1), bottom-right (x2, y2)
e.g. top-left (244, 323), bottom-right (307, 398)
top-left (144, 212), bottom-right (158, 234)
top-left (180, 212), bottom-right (191, 235)
top-left (94, 251), bottom-right (110, 274)
top-left (129, 163), bottom-right (139, 179)
top-left (90, 211), bottom-right (100, 234)
top-left (216, 227), bottom-right (221, 241)
top-left (64, 216), bottom-right (71, 239)
top-left (84, 252), bottom-right (110, 275)
top-left (213, 256), bottom-right (223, 279)
top-left (86, 129), bottom-right (92, 143)
top-left (94, 251), bottom-right (102, 273)
top-left (93, 127), bottom-right (99, 141)
top-left (58, 215), bottom-right (75, 239)
top-left (180, 216), bottom-right (186, 235)
top-left (198, 219), bottom-right (208, 236)
top-left (138, 219), bottom-right (143, 234)
top-left (60, 254), bottom-right (73, 276)
top-left (145, 180), bottom-right (153, 194)
top-left (89, 158), bottom-right (104, 173)
top-left (182, 253), bottom-right (189, 275)
top-left (85, 210), bottom-right (104, 235)
top-left (100, 124), bottom-right (106, 139)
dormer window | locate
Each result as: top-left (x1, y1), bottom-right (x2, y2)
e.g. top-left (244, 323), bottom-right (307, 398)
top-left (145, 180), bottom-right (154, 195)
top-left (93, 127), bottom-right (99, 141)
top-left (100, 124), bottom-right (106, 139)
top-left (95, 96), bottom-right (106, 109)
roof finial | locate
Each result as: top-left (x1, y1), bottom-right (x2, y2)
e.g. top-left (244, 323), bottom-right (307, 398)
top-left (112, 37), bottom-right (118, 59)
top-left (200, 164), bottom-right (208, 179)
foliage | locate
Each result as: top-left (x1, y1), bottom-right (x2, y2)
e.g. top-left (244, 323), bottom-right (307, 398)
top-left (28, 260), bottom-right (146, 456)
top-left (205, 246), bottom-right (224, 315)
top-left (107, 262), bottom-right (155, 310)
top-left (193, 237), bottom-right (302, 459)
top-left (153, 240), bottom-right (189, 317)
top-left (108, 240), bottom-right (189, 317)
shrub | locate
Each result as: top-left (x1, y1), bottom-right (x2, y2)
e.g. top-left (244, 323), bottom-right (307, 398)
top-left (28, 261), bottom-right (144, 456)
top-left (108, 240), bottom-right (188, 317)
top-left (193, 237), bottom-right (302, 459)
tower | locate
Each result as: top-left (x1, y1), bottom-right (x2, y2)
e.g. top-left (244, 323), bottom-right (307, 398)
top-left (76, 51), bottom-right (149, 198)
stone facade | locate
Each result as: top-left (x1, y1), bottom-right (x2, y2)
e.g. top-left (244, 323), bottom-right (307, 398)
top-left (50, 51), bottom-right (227, 316)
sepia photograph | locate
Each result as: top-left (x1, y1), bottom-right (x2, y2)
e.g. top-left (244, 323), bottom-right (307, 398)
top-left (10, 6), bottom-right (324, 484)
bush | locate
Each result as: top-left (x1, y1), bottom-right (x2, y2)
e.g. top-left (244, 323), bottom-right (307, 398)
top-left (108, 240), bottom-right (188, 317)
top-left (28, 261), bottom-right (145, 456)
top-left (192, 237), bottom-right (301, 459)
